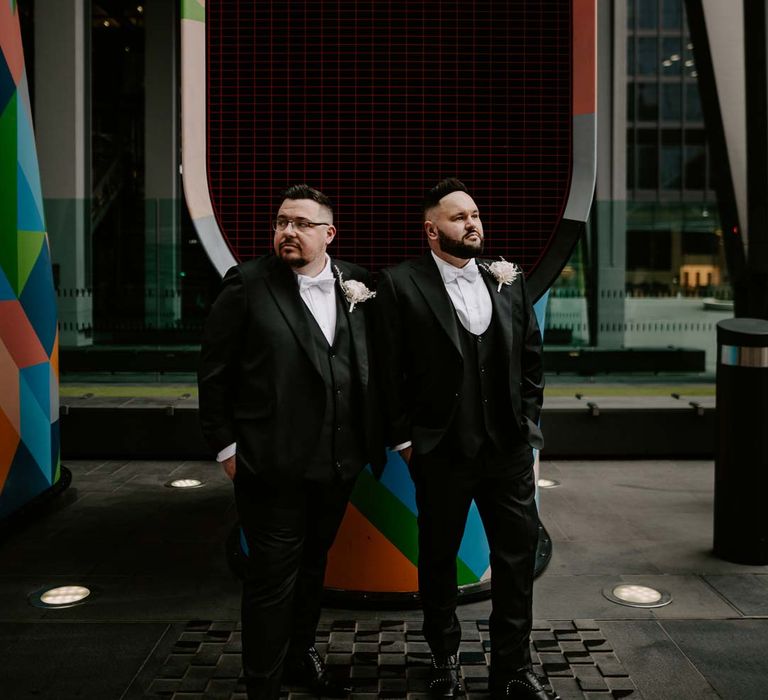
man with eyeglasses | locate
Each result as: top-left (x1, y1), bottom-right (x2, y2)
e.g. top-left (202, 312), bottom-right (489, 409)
top-left (199, 184), bottom-right (384, 700)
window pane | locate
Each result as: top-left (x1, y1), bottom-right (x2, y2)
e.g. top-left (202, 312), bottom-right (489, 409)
top-left (627, 230), bottom-right (672, 270)
top-left (638, 37), bottom-right (658, 75)
top-left (638, 83), bottom-right (658, 120)
top-left (661, 145), bottom-right (682, 189)
top-left (627, 37), bottom-right (636, 74)
top-left (662, 0), bottom-right (682, 30)
top-left (627, 83), bottom-right (636, 121)
top-left (628, 0), bottom-right (636, 30)
top-left (661, 84), bottom-right (681, 120)
top-left (638, 0), bottom-right (658, 29)
top-left (684, 145), bottom-right (706, 189)
top-left (661, 37), bottom-right (682, 75)
top-left (638, 145), bottom-right (658, 188)
top-left (627, 129), bottom-right (636, 189)
top-left (686, 82), bottom-right (703, 121)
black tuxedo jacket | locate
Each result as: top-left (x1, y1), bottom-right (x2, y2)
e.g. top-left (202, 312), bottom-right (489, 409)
top-left (375, 253), bottom-right (544, 454)
top-left (198, 255), bottom-right (384, 482)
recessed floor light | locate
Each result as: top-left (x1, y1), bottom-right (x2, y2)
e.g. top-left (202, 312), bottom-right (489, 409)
top-left (538, 478), bottom-right (560, 489)
top-left (603, 584), bottom-right (672, 608)
top-left (165, 478), bottom-right (204, 489)
top-left (30, 585), bottom-right (92, 609)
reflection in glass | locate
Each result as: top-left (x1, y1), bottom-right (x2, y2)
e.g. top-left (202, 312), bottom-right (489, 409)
top-left (637, 83), bottom-right (658, 120)
top-left (661, 37), bottom-right (682, 75)
top-left (661, 145), bottom-right (682, 189)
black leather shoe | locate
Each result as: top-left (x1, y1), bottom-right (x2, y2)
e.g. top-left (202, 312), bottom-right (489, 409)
top-left (493, 667), bottom-right (560, 700)
top-left (428, 654), bottom-right (463, 698)
top-left (283, 647), bottom-right (351, 697)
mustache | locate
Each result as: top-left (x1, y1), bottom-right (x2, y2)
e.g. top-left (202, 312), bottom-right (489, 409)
top-left (279, 240), bottom-right (301, 249)
top-left (463, 229), bottom-right (483, 240)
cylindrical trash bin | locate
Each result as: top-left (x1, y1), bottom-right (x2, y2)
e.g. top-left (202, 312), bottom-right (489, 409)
top-left (714, 318), bottom-right (768, 564)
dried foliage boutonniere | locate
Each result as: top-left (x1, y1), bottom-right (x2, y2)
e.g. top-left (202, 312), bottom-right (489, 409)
top-left (335, 266), bottom-right (376, 311)
top-left (480, 257), bottom-right (522, 292)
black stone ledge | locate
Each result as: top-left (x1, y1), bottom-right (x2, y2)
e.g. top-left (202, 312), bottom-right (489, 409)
top-left (59, 404), bottom-right (715, 460)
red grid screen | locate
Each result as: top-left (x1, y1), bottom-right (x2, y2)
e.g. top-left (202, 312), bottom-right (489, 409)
top-left (206, 0), bottom-right (572, 274)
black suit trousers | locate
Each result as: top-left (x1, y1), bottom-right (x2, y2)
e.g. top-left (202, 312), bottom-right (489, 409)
top-left (234, 471), bottom-right (353, 700)
top-left (410, 447), bottom-right (538, 674)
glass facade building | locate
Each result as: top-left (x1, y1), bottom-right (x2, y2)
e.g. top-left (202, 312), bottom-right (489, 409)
top-left (21, 0), bottom-right (733, 377)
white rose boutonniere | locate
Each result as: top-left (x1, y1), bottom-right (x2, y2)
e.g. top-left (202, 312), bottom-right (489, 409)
top-left (335, 266), bottom-right (376, 311)
top-left (481, 257), bottom-right (522, 292)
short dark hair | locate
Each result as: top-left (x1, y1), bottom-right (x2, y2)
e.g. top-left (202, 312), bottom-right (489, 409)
top-left (280, 184), bottom-right (334, 218)
top-left (422, 178), bottom-right (469, 217)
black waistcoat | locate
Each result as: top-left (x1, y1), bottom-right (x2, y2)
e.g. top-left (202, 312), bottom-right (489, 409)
top-left (441, 311), bottom-right (522, 459)
top-left (302, 292), bottom-right (366, 482)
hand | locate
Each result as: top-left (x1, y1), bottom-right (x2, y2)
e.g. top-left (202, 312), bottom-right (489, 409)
top-left (220, 455), bottom-right (237, 480)
top-left (398, 445), bottom-right (412, 465)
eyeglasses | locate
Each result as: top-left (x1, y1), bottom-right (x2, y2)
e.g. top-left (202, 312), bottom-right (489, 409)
top-left (273, 217), bottom-right (331, 233)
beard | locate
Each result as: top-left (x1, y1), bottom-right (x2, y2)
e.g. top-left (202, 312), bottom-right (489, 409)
top-left (278, 241), bottom-right (309, 268)
top-left (437, 228), bottom-right (484, 259)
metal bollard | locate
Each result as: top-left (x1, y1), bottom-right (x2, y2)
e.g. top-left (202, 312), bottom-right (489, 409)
top-left (714, 318), bottom-right (768, 564)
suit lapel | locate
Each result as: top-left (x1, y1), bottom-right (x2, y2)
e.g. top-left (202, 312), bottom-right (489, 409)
top-left (333, 259), bottom-right (369, 388)
top-left (410, 254), bottom-right (461, 355)
top-left (264, 257), bottom-right (325, 377)
top-left (480, 260), bottom-right (520, 357)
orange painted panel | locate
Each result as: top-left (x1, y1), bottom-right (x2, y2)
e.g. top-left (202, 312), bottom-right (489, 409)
top-left (573, 0), bottom-right (596, 116)
top-left (0, 407), bottom-right (19, 491)
top-left (325, 504), bottom-right (419, 593)
top-left (0, 1), bottom-right (24, 84)
top-left (0, 301), bottom-right (48, 369)
top-left (50, 329), bottom-right (59, 379)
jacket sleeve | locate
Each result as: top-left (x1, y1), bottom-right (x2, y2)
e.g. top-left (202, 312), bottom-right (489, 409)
top-left (197, 266), bottom-right (247, 454)
top-left (373, 269), bottom-right (412, 447)
top-left (520, 275), bottom-right (545, 435)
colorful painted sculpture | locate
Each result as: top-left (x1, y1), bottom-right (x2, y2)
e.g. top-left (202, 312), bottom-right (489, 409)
top-left (0, 1), bottom-right (61, 520)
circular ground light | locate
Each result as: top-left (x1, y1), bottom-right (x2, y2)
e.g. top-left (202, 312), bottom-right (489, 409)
top-left (602, 583), bottom-right (672, 609)
top-left (29, 585), bottom-right (92, 609)
top-left (538, 478), bottom-right (561, 489)
top-left (165, 478), bottom-right (204, 489)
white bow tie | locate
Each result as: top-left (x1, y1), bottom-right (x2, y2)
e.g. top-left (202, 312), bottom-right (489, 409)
top-left (299, 275), bottom-right (336, 293)
top-left (443, 263), bottom-right (479, 284)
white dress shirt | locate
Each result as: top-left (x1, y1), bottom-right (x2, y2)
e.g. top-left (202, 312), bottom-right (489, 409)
top-left (392, 252), bottom-right (494, 454)
top-left (430, 251), bottom-right (492, 335)
top-left (216, 255), bottom-right (338, 463)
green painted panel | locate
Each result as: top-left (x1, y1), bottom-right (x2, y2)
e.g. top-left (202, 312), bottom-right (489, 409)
top-left (350, 469), bottom-right (481, 584)
top-left (457, 557), bottom-right (481, 585)
top-left (350, 468), bottom-right (419, 565)
top-left (181, 0), bottom-right (205, 23)
top-left (17, 231), bottom-right (45, 293)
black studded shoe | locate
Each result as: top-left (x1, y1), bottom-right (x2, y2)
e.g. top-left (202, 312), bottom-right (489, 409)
top-left (283, 646), bottom-right (352, 697)
top-left (492, 667), bottom-right (560, 700)
top-left (428, 654), bottom-right (463, 698)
